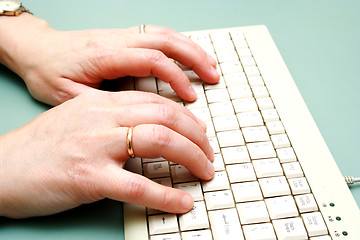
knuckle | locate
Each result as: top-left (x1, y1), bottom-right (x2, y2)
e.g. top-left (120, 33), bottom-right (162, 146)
top-left (156, 104), bottom-right (177, 126)
top-left (150, 125), bottom-right (172, 149)
top-left (159, 189), bottom-right (172, 210)
top-left (126, 176), bottom-right (146, 201)
top-left (148, 51), bottom-right (166, 66)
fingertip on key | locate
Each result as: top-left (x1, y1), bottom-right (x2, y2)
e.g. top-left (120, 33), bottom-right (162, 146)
top-left (181, 194), bottom-right (194, 212)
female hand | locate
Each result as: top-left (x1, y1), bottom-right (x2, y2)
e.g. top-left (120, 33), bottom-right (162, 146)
top-left (0, 13), bottom-right (219, 106)
top-left (0, 89), bottom-right (215, 219)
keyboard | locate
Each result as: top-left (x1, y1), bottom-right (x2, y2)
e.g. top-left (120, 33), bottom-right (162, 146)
top-left (123, 26), bottom-right (360, 240)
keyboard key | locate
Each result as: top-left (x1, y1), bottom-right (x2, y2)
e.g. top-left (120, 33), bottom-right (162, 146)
top-left (216, 50), bottom-right (239, 63)
top-left (124, 157), bottom-right (142, 175)
top-left (244, 66), bottom-right (260, 76)
top-left (190, 81), bottom-right (205, 95)
top-left (223, 72), bottom-right (248, 86)
top-left (294, 194), bottom-right (318, 213)
top-left (185, 94), bottom-right (208, 109)
top-left (135, 76), bottom-right (157, 93)
top-left (247, 141), bottom-right (276, 159)
top-left (142, 157), bottom-right (166, 163)
top-left (209, 208), bottom-right (244, 240)
top-left (259, 176), bottom-right (291, 197)
top-left (252, 158), bottom-right (283, 178)
top-left (204, 189), bottom-right (235, 210)
top-left (159, 90), bottom-right (183, 103)
top-left (232, 98), bottom-right (258, 113)
top-left (221, 146), bottom-right (251, 164)
top-left (209, 137), bottom-right (220, 153)
top-left (232, 181), bottom-right (263, 203)
top-left (283, 162), bottom-right (304, 178)
top-left (266, 120), bottom-right (285, 134)
top-left (148, 214), bottom-right (179, 235)
top-left (271, 133), bottom-right (291, 149)
top-left (205, 121), bottom-right (216, 138)
top-left (288, 177), bottom-right (311, 195)
top-left (261, 109), bottom-right (279, 122)
top-left (220, 61), bottom-right (243, 74)
top-left (209, 101), bottom-right (234, 117)
top-left (190, 108), bottom-right (212, 122)
top-left (256, 97), bottom-right (274, 110)
top-left (302, 212), bottom-right (328, 237)
top-left (174, 181), bottom-right (203, 201)
top-left (237, 48), bottom-right (252, 57)
top-left (252, 86), bottom-right (269, 99)
top-left (182, 229), bottom-right (213, 240)
top-left (242, 126), bottom-right (270, 143)
top-left (272, 217), bottom-right (308, 240)
top-left (248, 75), bottom-right (264, 87)
top-left (213, 153), bottom-right (225, 171)
top-left (240, 56), bottom-right (256, 67)
top-left (227, 163), bottom-right (257, 183)
top-left (151, 233), bottom-right (181, 240)
top-left (276, 147), bottom-right (297, 163)
top-left (265, 196), bottom-right (299, 219)
top-left (228, 85), bottom-right (253, 99)
top-left (217, 130), bottom-right (245, 147)
top-left (143, 161), bottom-right (170, 179)
top-left (202, 171), bottom-right (230, 192)
top-left (237, 111), bottom-right (264, 127)
top-left (205, 88), bottom-right (230, 103)
top-left (213, 115), bottom-right (239, 132)
top-left (179, 201), bottom-right (209, 231)
top-left (242, 223), bottom-right (277, 240)
top-left (236, 201), bottom-right (270, 224)
top-left (171, 165), bottom-right (198, 183)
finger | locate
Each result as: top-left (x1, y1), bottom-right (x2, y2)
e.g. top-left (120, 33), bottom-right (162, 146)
top-left (127, 25), bottom-right (220, 84)
top-left (131, 124), bottom-right (214, 180)
top-left (113, 103), bottom-right (213, 160)
top-left (102, 91), bottom-right (207, 131)
top-left (94, 48), bottom-right (197, 102)
top-left (98, 166), bottom-right (194, 213)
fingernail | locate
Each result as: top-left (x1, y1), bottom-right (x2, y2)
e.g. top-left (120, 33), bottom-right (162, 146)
top-left (207, 161), bottom-right (215, 178)
top-left (207, 53), bottom-right (217, 66)
top-left (211, 66), bottom-right (220, 79)
top-left (197, 117), bottom-right (207, 132)
top-left (187, 86), bottom-right (197, 101)
top-left (181, 194), bottom-right (193, 211)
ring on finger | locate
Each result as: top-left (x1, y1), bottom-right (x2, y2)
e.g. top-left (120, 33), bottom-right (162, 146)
top-left (139, 24), bottom-right (146, 34)
top-left (127, 127), bottom-right (135, 158)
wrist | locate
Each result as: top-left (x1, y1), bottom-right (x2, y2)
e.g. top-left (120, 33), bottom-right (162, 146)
top-left (0, 13), bottom-right (53, 77)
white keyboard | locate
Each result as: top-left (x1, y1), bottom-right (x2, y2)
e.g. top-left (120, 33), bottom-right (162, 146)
top-left (123, 26), bottom-right (360, 240)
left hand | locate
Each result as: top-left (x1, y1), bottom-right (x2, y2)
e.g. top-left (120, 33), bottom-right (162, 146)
top-left (0, 13), bottom-right (219, 106)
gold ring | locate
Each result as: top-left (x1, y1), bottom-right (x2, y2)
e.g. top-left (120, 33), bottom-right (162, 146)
top-left (139, 24), bottom-right (145, 34)
top-left (126, 127), bottom-right (135, 158)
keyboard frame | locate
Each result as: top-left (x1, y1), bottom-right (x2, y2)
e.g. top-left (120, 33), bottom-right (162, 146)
top-left (123, 25), bottom-right (360, 240)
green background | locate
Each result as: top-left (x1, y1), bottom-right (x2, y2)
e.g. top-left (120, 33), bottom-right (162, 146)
top-left (0, 0), bottom-right (359, 239)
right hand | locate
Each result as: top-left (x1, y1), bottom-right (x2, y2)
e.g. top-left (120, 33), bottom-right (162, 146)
top-left (0, 89), bottom-right (214, 219)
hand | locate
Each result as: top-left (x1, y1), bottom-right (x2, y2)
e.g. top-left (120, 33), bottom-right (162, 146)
top-left (0, 13), bottom-right (219, 106)
top-left (0, 89), bottom-right (215, 219)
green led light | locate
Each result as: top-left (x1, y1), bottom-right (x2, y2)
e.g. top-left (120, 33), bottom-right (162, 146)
top-left (330, 203), bottom-right (335, 207)
top-left (342, 231), bottom-right (348, 236)
top-left (336, 217), bottom-right (341, 221)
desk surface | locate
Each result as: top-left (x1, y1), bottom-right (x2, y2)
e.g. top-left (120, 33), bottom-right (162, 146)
top-left (1, 0), bottom-right (359, 239)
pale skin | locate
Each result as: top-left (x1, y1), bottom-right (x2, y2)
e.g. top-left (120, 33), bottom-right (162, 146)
top-left (0, 13), bottom-right (219, 218)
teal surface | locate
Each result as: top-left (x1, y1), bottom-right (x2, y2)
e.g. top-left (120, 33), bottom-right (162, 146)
top-left (1, 0), bottom-right (359, 239)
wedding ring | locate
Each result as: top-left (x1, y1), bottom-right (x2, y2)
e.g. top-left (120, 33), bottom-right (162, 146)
top-left (126, 127), bottom-right (135, 158)
top-left (139, 24), bottom-right (146, 34)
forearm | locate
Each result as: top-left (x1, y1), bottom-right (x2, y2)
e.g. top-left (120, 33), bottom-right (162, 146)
top-left (0, 13), bottom-right (51, 77)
